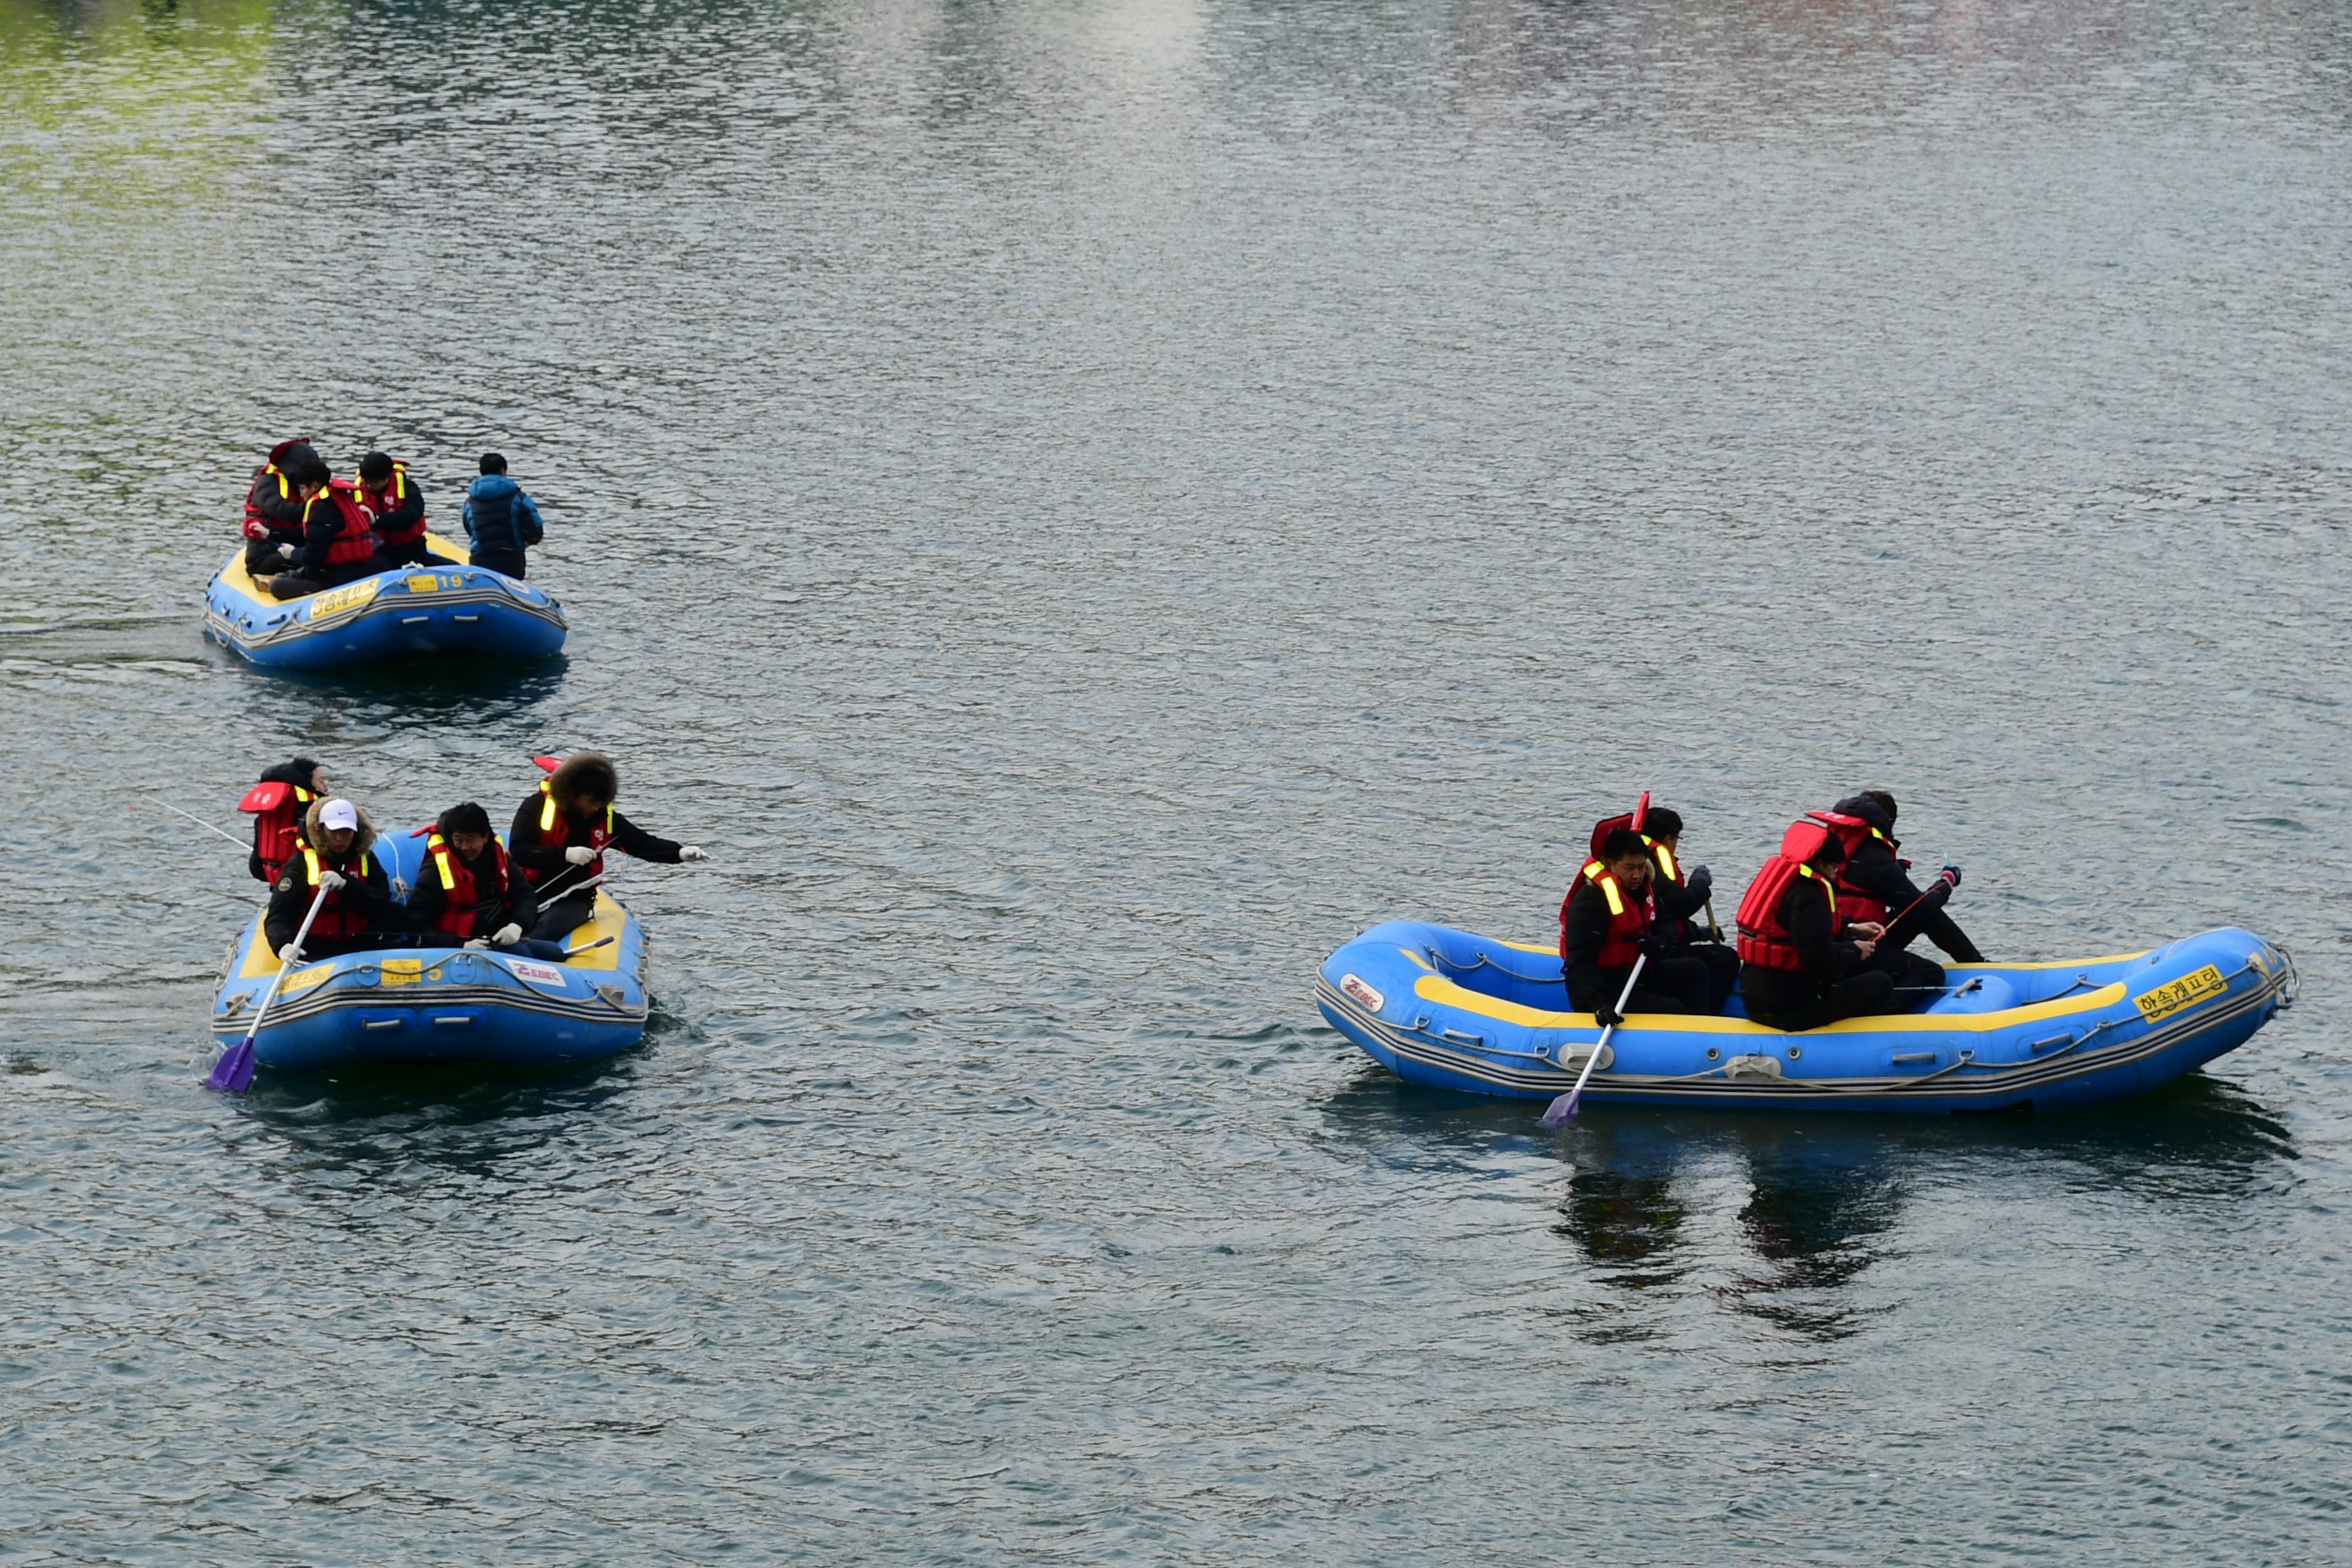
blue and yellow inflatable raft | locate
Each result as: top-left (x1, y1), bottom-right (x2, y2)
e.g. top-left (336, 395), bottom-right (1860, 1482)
top-left (208, 831), bottom-right (647, 1075)
top-left (1317, 922), bottom-right (2293, 1114)
top-left (204, 533), bottom-right (567, 671)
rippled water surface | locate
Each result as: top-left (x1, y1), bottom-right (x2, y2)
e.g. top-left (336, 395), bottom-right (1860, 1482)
top-left (4, 0), bottom-right (2350, 1560)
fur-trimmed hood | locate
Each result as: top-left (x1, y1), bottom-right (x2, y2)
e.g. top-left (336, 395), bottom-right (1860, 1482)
top-left (301, 797), bottom-right (378, 862)
top-left (547, 751), bottom-right (618, 810)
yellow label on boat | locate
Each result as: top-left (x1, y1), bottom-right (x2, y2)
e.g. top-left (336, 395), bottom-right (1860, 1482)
top-left (306, 578), bottom-right (380, 620)
top-left (379, 957), bottom-right (424, 986)
top-left (2134, 964), bottom-right (2226, 1024)
top-left (406, 574), bottom-right (442, 593)
top-left (281, 963), bottom-right (333, 994)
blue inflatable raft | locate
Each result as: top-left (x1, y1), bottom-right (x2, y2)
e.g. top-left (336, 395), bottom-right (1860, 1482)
top-left (204, 533), bottom-right (567, 671)
top-left (208, 829), bottom-right (647, 1075)
top-left (1317, 922), bottom-right (2293, 1114)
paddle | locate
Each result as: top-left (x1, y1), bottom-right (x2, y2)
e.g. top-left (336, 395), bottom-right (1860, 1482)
top-left (161, 800), bottom-right (251, 854)
top-left (206, 882), bottom-right (332, 1095)
top-left (1540, 950), bottom-right (1647, 1128)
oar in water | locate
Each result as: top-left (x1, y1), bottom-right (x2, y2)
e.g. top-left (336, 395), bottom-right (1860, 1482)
top-left (161, 800), bottom-right (251, 854)
top-left (206, 881), bottom-right (333, 1095)
top-left (1540, 951), bottom-right (1647, 1128)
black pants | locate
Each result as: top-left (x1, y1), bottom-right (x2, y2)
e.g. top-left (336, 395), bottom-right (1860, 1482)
top-left (1578, 955), bottom-right (1714, 1017)
top-left (527, 888), bottom-right (595, 943)
top-left (243, 536), bottom-right (299, 576)
top-left (1921, 908), bottom-right (1986, 964)
top-left (1865, 945), bottom-right (1946, 1008)
top-left (372, 536), bottom-right (438, 569)
top-left (267, 558), bottom-right (376, 600)
top-left (471, 547), bottom-right (527, 579)
top-left (291, 931), bottom-right (409, 961)
top-left (1658, 941), bottom-right (1741, 1014)
top-left (1742, 968), bottom-right (1896, 1032)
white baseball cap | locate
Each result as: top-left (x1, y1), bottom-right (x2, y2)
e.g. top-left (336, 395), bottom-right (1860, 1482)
top-left (319, 799), bottom-right (360, 832)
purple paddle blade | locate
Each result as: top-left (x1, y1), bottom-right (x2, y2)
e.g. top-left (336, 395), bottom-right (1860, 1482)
top-left (205, 1036), bottom-right (257, 1095)
top-left (1538, 1090), bottom-right (1579, 1128)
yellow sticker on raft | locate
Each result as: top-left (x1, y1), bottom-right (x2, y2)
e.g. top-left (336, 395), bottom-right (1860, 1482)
top-left (378, 957), bottom-right (423, 986)
top-left (2134, 964), bottom-right (2227, 1024)
top-left (280, 963), bottom-right (333, 994)
top-left (305, 578), bottom-right (380, 620)
top-left (406, 574), bottom-right (442, 594)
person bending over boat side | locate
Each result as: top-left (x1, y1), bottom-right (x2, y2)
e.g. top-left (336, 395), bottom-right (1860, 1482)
top-left (1734, 820), bottom-right (1893, 1031)
top-left (1632, 806), bottom-right (1741, 1013)
top-left (242, 436), bottom-right (320, 577)
top-left (1828, 790), bottom-right (1986, 964)
top-left (264, 796), bottom-right (397, 961)
top-left (265, 460), bottom-right (383, 600)
top-left (403, 802), bottom-right (568, 960)
top-left (462, 452), bottom-right (544, 580)
top-left (357, 451), bottom-right (433, 569)
top-left (1560, 829), bottom-right (1714, 1024)
top-left (509, 751), bottom-right (708, 944)
top-left (242, 756), bottom-right (328, 883)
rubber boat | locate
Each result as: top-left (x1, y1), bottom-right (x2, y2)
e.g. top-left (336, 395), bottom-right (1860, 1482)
top-left (203, 533), bottom-right (567, 670)
top-left (208, 827), bottom-right (647, 1074)
top-left (1316, 921), bottom-right (2294, 1114)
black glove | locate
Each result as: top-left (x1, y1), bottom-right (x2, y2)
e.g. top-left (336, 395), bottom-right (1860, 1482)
top-left (1941, 863), bottom-right (1961, 890)
top-left (1685, 864), bottom-right (1713, 899)
top-left (1595, 1005), bottom-right (1624, 1029)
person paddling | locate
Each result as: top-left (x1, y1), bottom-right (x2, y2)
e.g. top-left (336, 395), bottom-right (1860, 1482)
top-left (1825, 790), bottom-right (1986, 963)
top-left (509, 752), bottom-right (707, 943)
top-left (1560, 828), bottom-right (1714, 1023)
top-left (1628, 805), bottom-right (1740, 1012)
top-left (264, 797), bottom-right (395, 961)
top-left (1733, 819), bottom-right (1895, 1031)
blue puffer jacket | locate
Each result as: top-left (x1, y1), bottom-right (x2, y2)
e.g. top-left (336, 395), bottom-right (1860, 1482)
top-left (462, 475), bottom-right (545, 554)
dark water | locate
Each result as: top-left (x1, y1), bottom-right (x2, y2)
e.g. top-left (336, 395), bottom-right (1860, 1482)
top-left (5, 0), bottom-right (2350, 1560)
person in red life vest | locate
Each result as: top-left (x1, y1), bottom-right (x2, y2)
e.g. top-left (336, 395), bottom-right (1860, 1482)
top-left (357, 451), bottom-right (432, 567)
top-left (263, 797), bottom-right (396, 962)
top-left (264, 458), bottom-right (384, 600)
top-left (1734, 819), bottom-right (1901, 1030)
top-left (242, 436), bottom-right (321, 576)
top-left (1628, 805), bottom-right (1741, 1013)
top-left (402, 802), bottom-right (568, 957)
top-left (1826, 790), bottom-right (1985, 964)
top-left (240, 756), bottom-right (328, 883)
top-left (508, 751), bottom-right (709, 943)
top-left (1559, 829), bottom-right (1714, 1024)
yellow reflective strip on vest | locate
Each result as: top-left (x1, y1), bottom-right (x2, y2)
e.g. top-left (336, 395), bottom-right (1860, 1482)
top-left (301, 846), bottom-right (320, 882)
top-left (1646, 836), bottom-right (1679, 881)
top-left (1798, 863), bottom-right (1836, 919)
top-left (539, 780), bottom-right (557, 832)
top-left (431, 838), bottom-right (456, 890)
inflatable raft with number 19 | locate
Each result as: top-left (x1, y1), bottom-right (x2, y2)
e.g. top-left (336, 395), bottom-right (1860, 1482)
top-left (204, 533), bottom-right (566, 671)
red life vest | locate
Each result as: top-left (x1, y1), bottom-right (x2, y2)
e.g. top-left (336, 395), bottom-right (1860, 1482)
top-left (523, 779), bottom-right (612, 886)
top-left (242, 463), bottom-right (293, 541)
top-left (239, 779), bottom-right (315, 883)
top-left (358, 460), bottom-right (425, 545)
top-left (291, 843), bottom-right (377, 939)
top-left (424, 830), bottom-right (511, 940)
top-left (1806, 810), bottom-right (1891, 925)
top-left (1558, 858), bottom-right (1654, 970)
top-left (304, 480), bottom-right (379, 567)
top-left (1734, 821), bottom-right (1839, 973)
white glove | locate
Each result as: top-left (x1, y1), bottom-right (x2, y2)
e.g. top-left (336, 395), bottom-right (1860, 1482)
top-left (564, 846), bottom-right (596, 866)
top-left (277, 943), bottom-right (303, 963)
top-left (317, 870), bottom-right (346, 890)
top-left (464, 937), bottom-right (489, 950)
top-left (493, 923), bottom-right (523, 945)
top-left (680, 846), bottom-right (708, 862)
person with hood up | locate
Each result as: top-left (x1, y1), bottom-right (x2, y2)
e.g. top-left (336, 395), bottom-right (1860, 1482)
top-left (242, 436), bottom-right (322, 576)
top-left (1733, 821), bottom-right (1894, 1032)
top-left (462, 451), bottom-right (544, 579)
top-left (1825, 789), bottom-right (1986, 965)
top-left (242, 756), bottom-right (328, 883)
top-left (264, 797), bottom-right (395, 961)
top-left (508, 751), bottom-right (707, 943)
top-left (404, 802), bottom-right (568, 958)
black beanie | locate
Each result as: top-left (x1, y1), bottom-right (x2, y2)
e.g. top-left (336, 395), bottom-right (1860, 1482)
top-left (438, 801), bottom-right (494, 838)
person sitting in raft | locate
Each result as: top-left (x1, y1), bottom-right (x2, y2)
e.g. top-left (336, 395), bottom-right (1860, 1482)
top-left (264, 796), bottom-right (395, 963)
top-left (1632, 805), bottom-right (1740, 1014)
top-left (404, 803), bottom-right (568, 959)
top-left (508, 751), bottom-right (707, 943)
top-left (1826, 789), bottom-right (1986, 964)
top-left (1560, 828), bottom-right (1715, 1023)
top-left (241, 756), bottom-right (328, 883)
top-left (241, 436), bottom-right (320, 578)
top-left (1733, 819), bottom-right (1897, 1030)
top-left (266, 460), bottom-right (383, 600)
top-left (462, 452), bottom-right (544, 580)
top-left (357, 451), bottom-right (432, 569)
